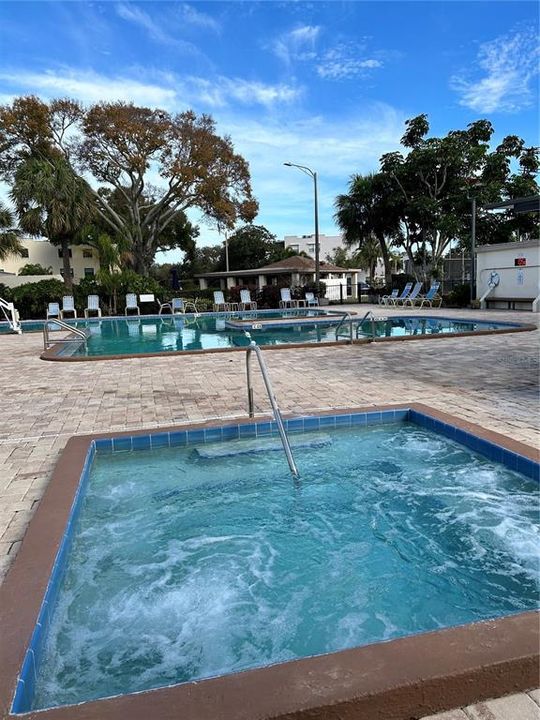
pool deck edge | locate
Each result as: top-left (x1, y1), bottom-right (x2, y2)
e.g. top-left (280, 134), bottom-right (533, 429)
top-left (0, 403), bottom-right (538, 719)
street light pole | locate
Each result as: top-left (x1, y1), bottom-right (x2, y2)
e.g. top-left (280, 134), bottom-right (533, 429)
top-left (284, 162), bottom-right (320, 286)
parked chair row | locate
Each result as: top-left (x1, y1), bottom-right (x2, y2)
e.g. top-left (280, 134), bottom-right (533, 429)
top-left (381, 282), bottom-right (442, 308)
top-left (212, 289), bottom-right (259, 312)
top-left (46, 294), bottom-right (197, 320)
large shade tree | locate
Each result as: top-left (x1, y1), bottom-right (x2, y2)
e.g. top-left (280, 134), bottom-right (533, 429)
top-left (0, 97), bottom-right (259, 275)
top-left (216, 225), bottom-right (296, 271)
top-left (379, 115), bottom-right (539, 278)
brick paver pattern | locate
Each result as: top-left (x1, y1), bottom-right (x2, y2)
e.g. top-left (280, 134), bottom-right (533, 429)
top-left (0, 305), bottom-right (538, 718)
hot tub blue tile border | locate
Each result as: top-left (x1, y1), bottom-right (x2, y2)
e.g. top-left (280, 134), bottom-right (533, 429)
top-left (11, 406), bottom-right (539, 714)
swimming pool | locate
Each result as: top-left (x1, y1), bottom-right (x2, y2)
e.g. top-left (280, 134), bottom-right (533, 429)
top-left (27, 311), bottom-right (529, 360)
top-left (7, 406), bottom-right (538, 715)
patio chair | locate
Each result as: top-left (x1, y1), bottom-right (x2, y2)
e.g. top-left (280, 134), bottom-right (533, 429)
top-left (279, 288), bottom-right (298, 309)
top-left (61, 296), bottom-right (77, 319)
top-left (46, 302), bottom-right (60, 320)
top-left (170, 298), bottom-right (185, 314)
top-left (304, 292), bottom-right (319, 307)
top-left (213, 290), bottom-right (230, 312)
top-left (386, 282), bottom-right (413, 306)
top-left (157, 297), bottom-right (172, 315)
top-left (414, 282), bottom-right (442, 309)
top-left (239, 289), bottom-right (257, 311)
top-left (400, 282), bottom-right (423, 307)
top-left (125, 293), bottom-right (140, 315)
top-left (84, 295), bottom-right (101, 318)
top-left (379, 289), bottom-right (399, 306)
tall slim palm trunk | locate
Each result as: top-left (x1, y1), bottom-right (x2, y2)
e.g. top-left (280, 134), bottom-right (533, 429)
top-left (60, 236), bottom-right (73, 293)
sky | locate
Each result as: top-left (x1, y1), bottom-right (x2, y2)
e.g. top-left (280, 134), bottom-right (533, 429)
top-left (0, 0), bottom-right (539, 262)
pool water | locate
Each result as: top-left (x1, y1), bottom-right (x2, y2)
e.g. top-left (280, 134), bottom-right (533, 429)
top-left (31, 422), bottom-right (539, 710)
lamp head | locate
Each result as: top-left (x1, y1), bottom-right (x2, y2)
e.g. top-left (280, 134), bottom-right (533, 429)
top-left (283, 162), bottom-right (292, 167)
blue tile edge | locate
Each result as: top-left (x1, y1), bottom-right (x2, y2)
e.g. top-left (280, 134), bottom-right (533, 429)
top-left (11, 442), bottom-right (95, 714)
top-left (12, 406), bottom-right (539, 713)
top-left (408, 409), bottom-right (539, 482)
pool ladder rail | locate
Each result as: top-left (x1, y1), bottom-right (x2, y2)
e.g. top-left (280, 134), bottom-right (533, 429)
top-left (245, 334), bottom-right (300, 479)
top-left (334, 310), bottom-right (383, 342)
top-left (43, 319), bottom-right (88, 351)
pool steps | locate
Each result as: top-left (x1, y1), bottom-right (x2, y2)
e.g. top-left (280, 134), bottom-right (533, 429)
top-left (195, 433), bottom-right (332, 459)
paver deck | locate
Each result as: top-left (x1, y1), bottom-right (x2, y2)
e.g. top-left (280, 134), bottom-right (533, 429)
top-left (0, 304), bottom-right (538, 719)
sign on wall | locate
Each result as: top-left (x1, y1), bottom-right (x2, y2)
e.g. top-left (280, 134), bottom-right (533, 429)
top-left (514, 257), bottom-right (527, 266)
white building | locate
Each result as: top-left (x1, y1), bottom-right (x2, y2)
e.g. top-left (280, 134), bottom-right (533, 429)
top-left (0, 238), bottom-right (100, 284)
top-left (476, 239), bottom-right (540, 311)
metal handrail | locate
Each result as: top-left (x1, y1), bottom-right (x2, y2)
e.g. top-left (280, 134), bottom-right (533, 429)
top-left (245, 335), bottom-right (299, 479)
top-left (355, 310), bottom-right (376, 339)
top-left (333, 311), bottom-right (353, 342)
top-left (0, 297), bottom-right (22, 334)
top-left (43, 319), bottom-right (88, 350)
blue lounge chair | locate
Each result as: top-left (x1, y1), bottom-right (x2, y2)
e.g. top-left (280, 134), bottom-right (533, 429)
top-left (414, 282), bottom-right (442, 308)
top-left (379, 289), bottom-right (399, 306)
top-left (401, 282), bottom-right (423, 307)
top-left (305, 292), bottom-right (319, 307)
top-left (387, 282), bottom-right (413, 306)
top-left (279, 288), bottom-right (296, 308)
top-left (213, 290), bottom-right (234, 312)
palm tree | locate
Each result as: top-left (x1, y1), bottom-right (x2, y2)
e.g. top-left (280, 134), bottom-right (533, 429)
top-left (355, 235), bottom-right (381, 282)
top-left (334, 172), bottom-right (401, 282)
top-left (10, 154), bottom-right (95, 291)
top-left (0, 202), bottom-right (24, 262)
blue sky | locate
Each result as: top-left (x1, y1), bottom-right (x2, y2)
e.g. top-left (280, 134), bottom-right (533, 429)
top-left (1, 1), bottom-right (538, 261)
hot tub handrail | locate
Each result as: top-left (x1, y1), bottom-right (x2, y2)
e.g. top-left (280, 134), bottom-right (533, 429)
top-left (43, 319), bottom-right (88, 350)
top-left (245, 335), bottom-right (299, 479)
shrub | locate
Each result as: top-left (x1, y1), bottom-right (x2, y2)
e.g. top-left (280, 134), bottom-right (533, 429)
top-left (446, 283), bottom-right (470, 308)
top-left (11, 279), bottom-right (67, 319)
top-left (302, 280), bottom-right (326, 298)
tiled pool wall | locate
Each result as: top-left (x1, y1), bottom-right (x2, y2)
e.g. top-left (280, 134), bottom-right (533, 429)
top-left (11, 406), bottom-right (540, 714)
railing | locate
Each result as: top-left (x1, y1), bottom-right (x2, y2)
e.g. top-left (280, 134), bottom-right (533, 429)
top-left (0, 297), bottom-right (22, 334)
top-left (245, 334), bottom-right (299, 479)
top-left (43, 319), bottom-right (88, 350)
top-left (333, 311), bottom-right (353, 342)
top-left (355, 310), bottom-right (378, 340)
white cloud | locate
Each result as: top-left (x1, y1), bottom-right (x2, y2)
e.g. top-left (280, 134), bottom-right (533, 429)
top-left (0, 69), bottom-right (177, 106)
top-left (0, 68), bottom-right (300, 110)
top-left (179, 4), bottom-right (220, 33)
top-left (272, 25), bottom-right (321, 65)
top-left (186, 76), bottom-right (301, 108)
top-left (317, 44), bottom-right (383, 80)
top-left (115, 2), bottom-right (198, 53)
top-left (451, 27), bottom-right (539, 113)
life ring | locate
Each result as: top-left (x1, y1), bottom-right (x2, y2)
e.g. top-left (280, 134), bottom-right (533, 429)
top-left (488, 271), bottom-right (500, 288)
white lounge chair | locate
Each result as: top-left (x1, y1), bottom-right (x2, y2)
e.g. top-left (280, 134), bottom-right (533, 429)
top-left (304, 292), bottom-right (319, 307)
top-left (171, 298), bottom-right (185, 314)
top-left (125, 293), bottom-right (140, 315)
top-left (61, 296), bottom-right (77, 319)
top-left (279, 288), bottom-right (298, 309)
top-left (84, 295), bottom-right (101, 318)
top-left (401, 282), bottom-right (424, 307)
top-left (379, 289), bottom-right (399, 306)
top-left (46, 302), bottom-right (60, 320)
top-left (213, 291), bottom-right (230, 312)
top-left (387, 282), bottom-right (413, 306)
top-left (239, 289), bottom-right (257, 310)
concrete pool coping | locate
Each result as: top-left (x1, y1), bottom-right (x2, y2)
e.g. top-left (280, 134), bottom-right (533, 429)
top-left (38, 314), bottom-right (536, 361)
top-left (0, 403), bottom-right (538, 719)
